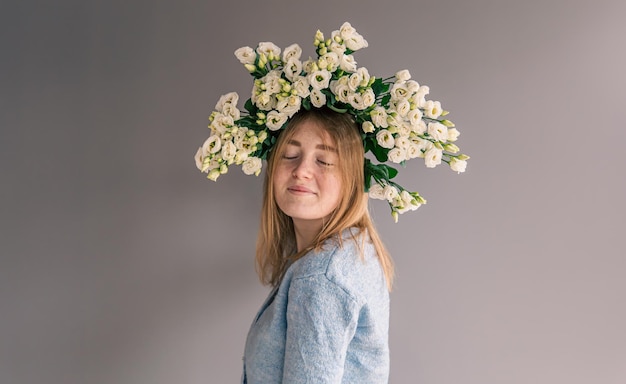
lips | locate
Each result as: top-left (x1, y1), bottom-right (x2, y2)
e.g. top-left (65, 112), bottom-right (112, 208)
top-left (287, 185), bottom-right (315, 194)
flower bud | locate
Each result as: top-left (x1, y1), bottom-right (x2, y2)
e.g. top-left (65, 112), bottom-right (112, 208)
top-left (457, 154), bottom-right (470, 161)
top-left (207, 169), bottom-right (220, 181)
top-left (441, 119), bottom-right (455, 127)
top-left (443, 143), bottom-right (460, 153)
top-left (314, 30), bottom-right (324, 45)
top-left (244, 64), bottom-right (256, 73)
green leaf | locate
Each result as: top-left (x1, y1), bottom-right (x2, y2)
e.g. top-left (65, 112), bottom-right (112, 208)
top-left (382, 164), bottom-right (398, 179)
top-left (371, 143), bottom-right (389, 162)
top-left (244, 98), bottom-right (256, 114)
top-left (370, 78), bottom-right (390, 95)
top-left (381, 94), bottom-right (391, 107)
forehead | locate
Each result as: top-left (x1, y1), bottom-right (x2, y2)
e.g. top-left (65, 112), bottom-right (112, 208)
top-left (288, 120), bottom-right (335, 146)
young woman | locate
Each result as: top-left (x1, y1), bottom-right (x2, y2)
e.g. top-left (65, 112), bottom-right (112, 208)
top-left (241, 107), bottom-right (394, 383)
top-left (195, 22), bottom-right (467, 384)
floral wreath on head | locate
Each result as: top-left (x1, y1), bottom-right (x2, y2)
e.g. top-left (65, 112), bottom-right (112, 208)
top-left (195, 22), bottom-right (469, 222)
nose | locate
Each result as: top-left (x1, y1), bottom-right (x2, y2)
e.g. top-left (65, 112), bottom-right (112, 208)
top-left (292, 157), bottom-right (313, 179)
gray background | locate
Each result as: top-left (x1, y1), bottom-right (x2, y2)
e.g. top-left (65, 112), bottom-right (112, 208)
top-left (2, 0), bottom-right (625, 383)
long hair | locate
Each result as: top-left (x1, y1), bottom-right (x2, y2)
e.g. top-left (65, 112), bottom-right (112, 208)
top-left (255, 107), bottom-right (394, 290)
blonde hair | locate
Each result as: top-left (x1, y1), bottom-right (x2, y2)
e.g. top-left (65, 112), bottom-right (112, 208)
top-left (255, 107), bottom-right (394, 290)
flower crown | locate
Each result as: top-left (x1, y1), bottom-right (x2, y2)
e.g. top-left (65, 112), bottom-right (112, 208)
top-left (195, 22), bottom-right (469, 221)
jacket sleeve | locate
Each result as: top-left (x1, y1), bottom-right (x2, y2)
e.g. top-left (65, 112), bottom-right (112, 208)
top-left (282, 273), bottom-right (360, 383)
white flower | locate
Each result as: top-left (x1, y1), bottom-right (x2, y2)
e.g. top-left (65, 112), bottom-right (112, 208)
top-left (347, 68), bottom-right (369, 90)
top-left (349, 93), bottom-right (365, 109)
top-left (348, 72), bottom-right (363, 91)
top-left (266, 110), bottom-right (288, 130)
top-left (263, 70), bottom-right (282, 93)
top-left (427, 122), bottom-right (449, 142)
top-left (406, 80), bottom-right (420, 94)
top-left (234, 47), bottom-right (256, 65)
top-left (412, 85), bottom-right (430, 108)
top-left (339, 54), bottom-right (357, 72)
top-left (397, 121), bottom-right (411, 137)
top-left (292, 76), bottom-right (310, 98)
top-left (395, 136), bottom-right (411, 150)
top-left (368, 183), bottom-right (386, 200)
top-left (221, 140), bottom-right (237, 162)
top-left (362, 121), bottom-right (375, 133)
top-left (276, 95), bottom-right (301, 117)
top-left (370, 106), bottom-right (389, 128)
top-left (310, 89), bottom-right (327, 108)
top-left (383, 184), bottom-right (399, 201)
top-left (255, 91), bottom-right (276, 111)
top-left (424, 146), bottom-right (443, 168)
top-left (386, 114), bottom-right (402, 133)
top-left (222, 102), bottom-right (240, 120)
top-left (256, 42), bottom-right (281, 60)
top-left (338, 22), bottom-right (357, 39)
top-left (215, 92), bottom-right (239, 111)
top-left (411, 119), bottom-right (427, 135)
top-left (450, 157), bottom-right (467, 173)
top-left (407, 108), bottom-right (423, 128)
top-left (194, 147), bottom-right (204, 170)
top-left (361, 88), bottom-right (376, 108)
top-left (232, 126), bottom-right (248, 142)
top-left (397, 190), bottom-right (420, 213)
top-left (303, 58), bottom-right (318, 74)
top-left (320, 52), bottom-right (340, 71)
top-left (328, 41), bottom-right (346, 55)
top-left (413, 137), bottom-right (432, 156)
top-left (376, 129), bottom-right (395, 149)
top-left (393, 99), bottom-right (411, 117)
top-left (423, 100), bottom-right (442, 119)
top-left (406, 142), bottom-right (421, 159)
top-left (357, 67), bottom-right (370, 85)
top-left (233, 150), bottom-right (250, 164)
top-left (330, 77), bottom-right (351, 103)
top-left (339, 22), bottom-right (368, 51)
top-left (390, 83), bottom-right (410, 101)
top-left (395, 70), bottom-right (411, 81)
top-left (282, 43), bottom-right (302, 62)
top-left (447, 128), bottom-right (460, 142)
top-left (388, 147), bottom-right (406, 163)
top-left (242, 157), bottom-right (263, 176)
top-left (210, 114), bottom-right (234, 134)
top-left (283, 58), bottom-right (302, 81)
top-left (309, 70), bottom-right (332, 90)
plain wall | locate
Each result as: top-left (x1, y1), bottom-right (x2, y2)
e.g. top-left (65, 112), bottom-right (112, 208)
top-left (1, 0), bottom-right (625, 383)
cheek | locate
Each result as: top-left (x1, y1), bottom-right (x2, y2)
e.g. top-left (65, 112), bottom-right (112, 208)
top-left (273, 164), bottom-right (290, 185)
top-left (326, 175), bottom-right (343, 203)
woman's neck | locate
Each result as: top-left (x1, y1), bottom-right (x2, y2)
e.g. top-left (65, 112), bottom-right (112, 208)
top-left (292, 218), bottom-right (324, 252)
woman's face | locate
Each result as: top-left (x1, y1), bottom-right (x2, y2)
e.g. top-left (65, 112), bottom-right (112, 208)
top-left (273, 120), bottom-right (343, 228)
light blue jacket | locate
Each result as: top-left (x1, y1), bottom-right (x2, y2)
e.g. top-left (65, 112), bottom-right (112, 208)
top-left (242, 228), bottom-right (390, 383)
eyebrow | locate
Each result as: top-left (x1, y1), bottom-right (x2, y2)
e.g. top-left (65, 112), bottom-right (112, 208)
top-left (286, 139), bottom-right (337, 152)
